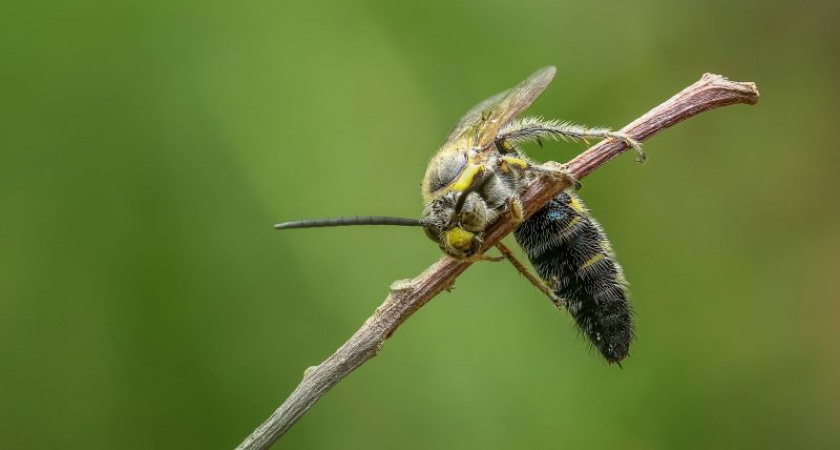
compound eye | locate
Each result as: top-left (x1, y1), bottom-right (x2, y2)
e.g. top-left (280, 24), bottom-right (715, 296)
top-left (423, 225), bottom-right (442, 243)
top-left (429, 152), bottom-right (467, 192)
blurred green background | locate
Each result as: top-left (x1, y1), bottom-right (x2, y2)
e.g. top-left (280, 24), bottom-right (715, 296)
top-left (2, 0), bottom-right (838, 448)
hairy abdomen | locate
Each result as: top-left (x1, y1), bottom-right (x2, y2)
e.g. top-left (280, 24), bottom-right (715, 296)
top-left (514, 191), bottom-right (633, 363)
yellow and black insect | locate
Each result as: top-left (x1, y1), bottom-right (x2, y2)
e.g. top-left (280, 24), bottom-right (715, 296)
top-left (276, 67), bottom-right (644, 364)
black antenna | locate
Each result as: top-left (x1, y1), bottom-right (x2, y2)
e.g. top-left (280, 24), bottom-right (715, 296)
top-left (275, 216), bottom-right (425, 230)
top-left (453, 189), bottom-right (472, 218)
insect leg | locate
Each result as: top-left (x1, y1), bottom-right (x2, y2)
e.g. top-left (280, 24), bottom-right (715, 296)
top-left (529, 161), bottom-right (583, 191)
top-left (496, 242), bottom-right (565, 308)
top-left (496, 155), bottom-right (530, 174)
top-left (489, 156), bottom-right (530, 224)
top-left (493, 150), bottom-right (582, 191)
top-left (506, 196), bottom-right (524, 224)
top-left (497, 118), bottom-right (646, 163)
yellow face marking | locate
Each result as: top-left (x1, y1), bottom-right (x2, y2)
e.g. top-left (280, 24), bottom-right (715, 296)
top-left (579, 253), bottom-right (606, 271)
top-left (444, 227), bottom-right (474, 250)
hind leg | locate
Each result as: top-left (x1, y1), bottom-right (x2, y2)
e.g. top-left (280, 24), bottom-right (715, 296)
top-left (496, 242), bottom-right (565, 308)
top-left (496, 118), bottom-right (646, 163)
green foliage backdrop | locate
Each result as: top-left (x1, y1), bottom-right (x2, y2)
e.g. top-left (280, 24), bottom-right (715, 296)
top-left (1, 0), bottom-right (838, 448)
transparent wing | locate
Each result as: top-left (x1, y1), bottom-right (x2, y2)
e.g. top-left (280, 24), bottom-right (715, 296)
top-left (443, 66), bottom-right (556, 149)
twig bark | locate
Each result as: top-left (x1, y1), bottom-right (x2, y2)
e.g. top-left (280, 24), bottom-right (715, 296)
top-left (235, 73), bottom-right (759, 450)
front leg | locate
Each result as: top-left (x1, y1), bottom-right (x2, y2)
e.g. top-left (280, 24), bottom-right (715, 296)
top-left (506, 197), bottom-right (524, 224)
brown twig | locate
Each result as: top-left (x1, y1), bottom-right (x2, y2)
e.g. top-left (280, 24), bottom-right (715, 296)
top-left (235, 73), bottom-right (759, 450)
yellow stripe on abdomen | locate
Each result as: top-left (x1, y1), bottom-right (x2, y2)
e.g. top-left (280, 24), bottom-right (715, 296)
top-left (579, 253), bottom-right (605, 271)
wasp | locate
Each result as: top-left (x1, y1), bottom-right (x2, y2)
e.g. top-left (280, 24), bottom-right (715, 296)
top-left (276, 67), bottom-right (644, 364)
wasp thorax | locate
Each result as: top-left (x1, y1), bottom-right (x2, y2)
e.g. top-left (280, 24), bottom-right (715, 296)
top-left (424, 152), bottom-right (468, 194)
